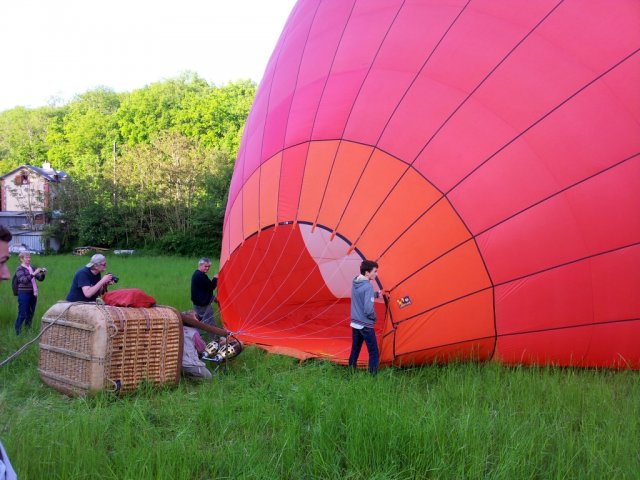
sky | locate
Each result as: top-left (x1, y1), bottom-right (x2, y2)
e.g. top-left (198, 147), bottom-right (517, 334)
top-left (0, 0), bottom-right (298, 112)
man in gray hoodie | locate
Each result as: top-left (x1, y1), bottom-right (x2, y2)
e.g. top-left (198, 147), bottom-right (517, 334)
top-left (348, 259), bottom-right (383, 375)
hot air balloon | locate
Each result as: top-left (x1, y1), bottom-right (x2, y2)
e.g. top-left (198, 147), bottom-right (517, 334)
top-left (218, 0), bottom-right (640, 369)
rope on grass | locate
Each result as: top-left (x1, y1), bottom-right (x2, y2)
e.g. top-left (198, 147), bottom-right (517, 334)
top-left (0, 303), bottom-right (73, 369)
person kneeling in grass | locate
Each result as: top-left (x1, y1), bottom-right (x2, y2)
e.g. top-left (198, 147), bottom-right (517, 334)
top-left (180, 311), bottom-right (230, 380)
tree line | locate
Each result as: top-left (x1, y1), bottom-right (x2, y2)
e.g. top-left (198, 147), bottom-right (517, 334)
top-left (0, 73), bottom-right (256, 255)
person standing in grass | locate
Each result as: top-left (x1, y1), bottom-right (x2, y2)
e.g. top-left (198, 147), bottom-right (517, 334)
top-left (13, 251), bottom-right (46, 335)
top-left (66, 253), bottom-right (114, 302)
top-left (348, 259), bottom-right (383, 375)
top-left (0, 226), bottom-right (18, 480)
top-left (191, 257), bottom-right (219, 327)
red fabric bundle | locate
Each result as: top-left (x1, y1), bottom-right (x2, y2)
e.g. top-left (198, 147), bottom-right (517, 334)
top-left (102, 289), bottom-right (157, 308)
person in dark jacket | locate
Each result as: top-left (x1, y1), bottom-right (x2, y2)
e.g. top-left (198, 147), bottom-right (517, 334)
top-left (348, 259), bottom-right (384, 375)
top-left (14, 251), bottom-right (46, 335)
top-left (66, 253), bottom-right (113, 302)
top-left (191, 257), bottom-right (219, 327)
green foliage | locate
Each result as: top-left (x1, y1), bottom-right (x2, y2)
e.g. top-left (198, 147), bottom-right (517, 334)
top-left (116, 75), bottom-right (199, 146)
top-left (0, 106), bottom-right (53, 172)
top-left (48, 87), bottom-right (121, 182)
top-left (1, 74), bottom-right (257, 253)
top-left (1, 254), bottom-right (639, 479)
top-left (175, 78), bottom-right (256, 153)
top-left (42, 178), bottom-right (92, 251)
top-left (76, 203), bottom-right (117, 247)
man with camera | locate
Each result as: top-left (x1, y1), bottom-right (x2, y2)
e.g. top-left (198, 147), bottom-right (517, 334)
top-left (13, 251), bottom-right (47, 335)
top-left (66, 253), bottom-right (116, 302)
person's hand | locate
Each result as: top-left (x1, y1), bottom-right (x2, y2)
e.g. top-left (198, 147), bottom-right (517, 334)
top-left (33, 268), bottom-right (43, 275)
top-left (103, 273), bottom-right (114, 285)
top-left (180, 311), bottom-right (198, 324)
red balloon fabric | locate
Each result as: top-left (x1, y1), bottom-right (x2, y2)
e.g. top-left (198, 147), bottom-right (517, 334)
top-left (219, 0), bottom-right (640, 369)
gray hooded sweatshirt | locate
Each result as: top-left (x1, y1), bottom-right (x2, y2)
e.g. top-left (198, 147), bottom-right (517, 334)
top-left (351, 275), bottom-right (376, 328)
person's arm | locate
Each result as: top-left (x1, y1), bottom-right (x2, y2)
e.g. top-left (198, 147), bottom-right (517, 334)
top-left (181, 311), bottom-right (229, 337)
top-left (81, 274), bottom-right (113, 299)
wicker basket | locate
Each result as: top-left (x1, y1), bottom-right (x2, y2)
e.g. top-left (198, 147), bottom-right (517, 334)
top-left (39, 302), bottom-right (183, 396)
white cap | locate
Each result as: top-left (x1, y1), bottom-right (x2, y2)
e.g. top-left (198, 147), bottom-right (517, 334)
top-left (86, 253), bottom-right (106, 268)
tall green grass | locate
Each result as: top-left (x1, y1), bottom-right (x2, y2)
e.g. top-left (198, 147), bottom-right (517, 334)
top-left (1, 255), bottom-right (639, 479)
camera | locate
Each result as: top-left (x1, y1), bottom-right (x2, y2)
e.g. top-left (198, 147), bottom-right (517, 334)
top-left (107, 272), bottom-right (119, 283)
top-left (34, 267), bottom-right (47, 280)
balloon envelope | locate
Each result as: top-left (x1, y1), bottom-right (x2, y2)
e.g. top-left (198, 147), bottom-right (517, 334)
top-left (219, 0), bottom-right (640, 369)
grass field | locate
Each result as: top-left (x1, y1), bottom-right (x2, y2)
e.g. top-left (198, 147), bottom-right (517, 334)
top-left (1, 254), bottom-right (639, 479)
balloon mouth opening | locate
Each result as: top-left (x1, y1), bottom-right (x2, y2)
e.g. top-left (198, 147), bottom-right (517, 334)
top-left (218, 222), bottom-right (387, 363)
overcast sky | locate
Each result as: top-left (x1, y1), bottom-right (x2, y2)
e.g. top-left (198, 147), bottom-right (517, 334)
top-left (0, 0), bottom-right (298, 112)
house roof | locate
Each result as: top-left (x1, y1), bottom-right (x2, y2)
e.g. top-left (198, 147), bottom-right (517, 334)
top-left (0, 165), bottom-right (68, 182)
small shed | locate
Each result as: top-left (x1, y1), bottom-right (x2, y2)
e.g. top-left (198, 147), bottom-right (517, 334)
top-left (8, 230), bottom-right (59, 254)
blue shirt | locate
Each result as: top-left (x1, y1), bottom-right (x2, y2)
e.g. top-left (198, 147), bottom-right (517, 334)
top-left (66, 266), bottom-right (101, 302)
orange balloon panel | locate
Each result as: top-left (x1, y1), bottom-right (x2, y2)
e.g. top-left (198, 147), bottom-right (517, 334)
top-left (377, 199), bottom-right (472, 284)
top-left (388, 241), bottom-right (492, 323)
top-left (354, 167), bottom-right (442, 256)
top-left (221, 0), bottom-right (640, 369)
top-left (277, 142), bottom-right (308, 223)
top-left (241, 173), bottom-right (260, 239)
top-left (227, 196), bottom-right (244, 257)
top-left (259, 152), bottom-right (282, 229)
top-left (335, 148), bottom-right (406, 243)
top-left (315, 141), bottom-right (373, 229)
top-left (392, 290), bottom-right (495, 358)
top-left (394, 339), bottom-right (496, 367)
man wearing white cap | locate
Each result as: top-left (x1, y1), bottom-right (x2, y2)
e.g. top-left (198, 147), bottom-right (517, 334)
top-left (66, 253), bottom-right (114, 302)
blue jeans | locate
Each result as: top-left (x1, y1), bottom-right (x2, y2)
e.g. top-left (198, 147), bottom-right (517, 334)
top-left (16, 292), bottom-right (37, 335)
top-left (348, 326), bottom-right (379, 375)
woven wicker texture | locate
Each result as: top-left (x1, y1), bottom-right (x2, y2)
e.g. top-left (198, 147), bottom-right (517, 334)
top-left (39, 302), bottom-right (182, 396)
